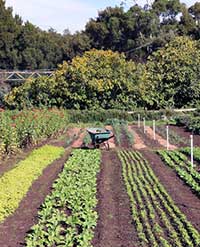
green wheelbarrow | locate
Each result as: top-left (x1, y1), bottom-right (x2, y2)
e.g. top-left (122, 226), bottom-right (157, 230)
top-left (86, 128), bottom-right (114, 150)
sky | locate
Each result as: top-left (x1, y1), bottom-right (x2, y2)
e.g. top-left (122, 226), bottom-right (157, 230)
top-left (5, 0), bottom-right (199, 34)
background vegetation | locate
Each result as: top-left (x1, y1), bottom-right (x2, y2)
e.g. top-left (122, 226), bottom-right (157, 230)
top-left (0, 0), bottom-right (200, 110)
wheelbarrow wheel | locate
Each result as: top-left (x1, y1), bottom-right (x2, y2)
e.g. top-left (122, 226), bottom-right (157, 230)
top-left (95, 143), bottom-right (100, 149)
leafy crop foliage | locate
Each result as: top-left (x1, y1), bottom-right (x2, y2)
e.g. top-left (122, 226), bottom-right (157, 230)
top-left (26, 149), bottom-right (101, 247)
top-left (69, 109), bottom-right (171, 123)
top-left (158, 150), bottom-right (200, 196)
top-left (0, 108), bottom-right (68, 156)
top-left (0, 145), bottom-right (64, 222)
top-left (118, 150), bottom-right (200, 247)
top-left (181, 147), bottom-right (200, 163)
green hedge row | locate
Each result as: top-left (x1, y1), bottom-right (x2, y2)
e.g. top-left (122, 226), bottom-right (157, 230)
top-left (68, 109), bottom-right (176, 123)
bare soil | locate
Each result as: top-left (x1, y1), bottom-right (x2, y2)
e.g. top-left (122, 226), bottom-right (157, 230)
top-left (120, 128), bottom-right (130, 148)
top-left (140, 150), bottom-right (200, 232)
top-left (0, 149), bottom-right (71, 247)
top-left (131, 125), bottom-right (164, 150)
top-left (128, 126), bottom-right (146, 150)
top-left (170, 125), bottom-right (200, 147)
top-left (71, 130), bottom-right (85, 148)
top-left (92, 150), bottom-right (139, 247)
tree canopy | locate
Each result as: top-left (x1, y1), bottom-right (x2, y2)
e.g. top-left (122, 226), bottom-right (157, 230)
top-left (1, 0), bottom-right (200, 110)
top-left (5, 50), bottom-right (139, 110)
top-left (140, 36), bottom-right (200, 109)
top-left (0, 0), bottom-right (200, 70)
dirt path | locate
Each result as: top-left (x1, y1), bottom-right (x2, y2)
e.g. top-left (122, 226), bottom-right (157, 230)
top-left (141, 150), bottom-right (200, 232)
top-left (145, 126), bottom-right (177, 150)
top-left (71, 130), bottom-right (85, 148)
top-left (131, 125), bottom-right (163, 150)
top-left (0, 149), bottom-right (71, 247)
top-left (92, 150), bottom-right (138, 247)
top-left (120, 128), bottom-right (130, 148)
top-left (128, 126), bottom-right (146, 150)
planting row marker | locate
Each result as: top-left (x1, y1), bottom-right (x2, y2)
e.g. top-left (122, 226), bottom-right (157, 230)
top-left (138, 114), bottom-right (141, 128)
top-left (143, 117), bottom-right (146, 133)
top-left (153, 120), bottom-right (156, 140)
top-left (166, 125), bottom-right (169, 150)
top-left (190, 134), bottom-right (194, 169)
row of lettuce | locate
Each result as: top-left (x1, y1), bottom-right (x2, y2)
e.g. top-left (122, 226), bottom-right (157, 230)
top-left (118, 150), bottom-right (200, 247)
top-left (158, 148), bottom-right (200, 197)
top-left (0, 145), bottom-right (101, 247)
top-left (0, 145), bottom-right (65, 222)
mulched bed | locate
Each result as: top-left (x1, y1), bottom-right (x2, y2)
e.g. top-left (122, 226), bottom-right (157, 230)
top-left (140, 150), bottom-right (200, 232)
top-left (0, 149), bottom-right (71, 247)
top-left (92, 150), bottom-right (139, 247)
top-left (170, 125), bottom-right (200, 147)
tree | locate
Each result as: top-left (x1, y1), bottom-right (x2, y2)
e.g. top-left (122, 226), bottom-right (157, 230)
top-left (0, 0), bottom-right (21, 69)
top-left (140, 36), bottom-right (200, 109)
top-left (5, 50), bottom-right (139, 110)
top-left (179, 4), bottom-right (196, 35)
top-left (189, 2), bottom-right (200, 38)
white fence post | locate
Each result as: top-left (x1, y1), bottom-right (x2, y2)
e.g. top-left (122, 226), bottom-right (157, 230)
top-left (143, 118), bottom-right (146, 134)
top-left (190, 135), bottom-right (194, 169)
top-left (153, 120), bottom-right (156, 140)
top-left (138, 114), bottom-right (140, 128)
top-left (166, 125), bottom-right (169, 150)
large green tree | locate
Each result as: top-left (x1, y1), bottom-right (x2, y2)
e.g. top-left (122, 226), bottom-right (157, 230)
top-left (5, 50), bottom-right (139, 110)
top-left (140, 36), bottom-right (200, 109)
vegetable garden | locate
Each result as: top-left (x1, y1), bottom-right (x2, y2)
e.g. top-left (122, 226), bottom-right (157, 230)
top-left (0, 109), bottom-right (200, 247)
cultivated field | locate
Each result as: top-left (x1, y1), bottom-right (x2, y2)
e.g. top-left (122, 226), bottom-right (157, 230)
top-left (0, 110), bottom-right (200, 247)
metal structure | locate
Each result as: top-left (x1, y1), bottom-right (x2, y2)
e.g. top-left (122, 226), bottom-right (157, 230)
top-left (85, 128), bottom-right (114, 150)
top-left (0, 70), bottom-right (55, 83)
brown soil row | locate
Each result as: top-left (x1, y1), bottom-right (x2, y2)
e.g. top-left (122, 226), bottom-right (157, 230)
top-left (128, 126), bottom-right (146, 150)
top-left (170, 125), bottom-right (200, 147)
top-left (131, 125), bottom-right (164, 150)
top-left (92, 150), bottom-right (138, 247)
top-left (120, 127), bottom-right (131, 148)
top-left (0, 149), bottom-right (71, 247)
